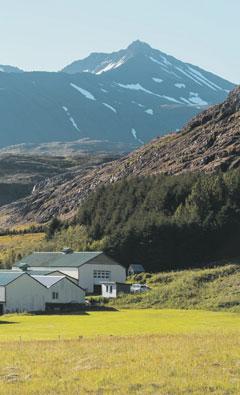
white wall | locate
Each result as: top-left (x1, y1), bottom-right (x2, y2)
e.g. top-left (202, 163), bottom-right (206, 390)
top-left (0, 286), bottom-right (5, 302)
top-left (79, 264), bottom-right (126, 293)
top-left (5, 275), bottom-right (46, 313)
top-left (44, 278), bottom-right (85, 304)
top-left (101, 284), bottom-right (117, 298)
top-left (28, 266), bottom-right (79, 279)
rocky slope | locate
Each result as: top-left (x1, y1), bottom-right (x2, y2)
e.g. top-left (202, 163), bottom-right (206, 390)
top-left (0, 86), bottom-right (239, 227)
top-left (0, 41), bottom-right (234, 148)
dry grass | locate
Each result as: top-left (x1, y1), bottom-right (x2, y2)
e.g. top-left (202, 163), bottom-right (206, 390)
top-left (0, 310), bottom-right (239, 394)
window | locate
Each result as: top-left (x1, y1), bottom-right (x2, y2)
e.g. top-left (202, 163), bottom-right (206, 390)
top-left (52, 292), bottom-right (59, 300)
top-left (109, 285), bottom-right (113, 293)
top-left (93, 270), bottom-right (111, 280)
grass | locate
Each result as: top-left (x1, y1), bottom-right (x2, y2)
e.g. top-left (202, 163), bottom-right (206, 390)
top-left (109, 264), bottom-right (240, 312)
top-left (0, 233), bottom-right (44, 268)
top-left (0, 310), bottom-right (239, 394)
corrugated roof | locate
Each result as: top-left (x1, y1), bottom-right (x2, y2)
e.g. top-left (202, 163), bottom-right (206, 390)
top-left (0, 271), bottom-right (24, 286)
top-left (14, 251), bottom-right (103, 268)
top-left (31, 275), bottom-right (65, 288)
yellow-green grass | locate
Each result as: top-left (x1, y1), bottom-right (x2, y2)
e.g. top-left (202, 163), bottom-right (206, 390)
top-left (0, 310), bottom-right (239, 394)
top-left (0, 233), bottom-right (44, 267)
top-left (0, 309), bottom-right (240, 341)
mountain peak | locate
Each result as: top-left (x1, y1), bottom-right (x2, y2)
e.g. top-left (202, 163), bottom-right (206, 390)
top-left (127, 40), bottom-right (152, 53)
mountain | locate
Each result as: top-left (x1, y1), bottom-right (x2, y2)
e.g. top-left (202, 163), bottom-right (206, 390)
top-left (0, 85), bottom-right (239, 228)
top-left (0, 41), bottom-right (235, 148)
top-left (0, 65), bottom-right (23, 73)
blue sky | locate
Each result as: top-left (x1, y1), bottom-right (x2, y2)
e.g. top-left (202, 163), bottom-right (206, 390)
top-left (0, 0), bottom-right (239, 83)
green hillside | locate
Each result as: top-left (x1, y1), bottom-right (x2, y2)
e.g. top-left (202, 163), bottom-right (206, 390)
top-left (109, 264), bottom-right (240, 312)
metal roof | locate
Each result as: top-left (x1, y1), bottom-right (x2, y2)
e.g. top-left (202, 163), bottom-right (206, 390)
top-left (31, 275), bottom-right (65, 288)
top-left (0, 271), bottom-right (24, 286)
top-left (14, 251), bottom-right (103, 268)
top-left (26, 269), bottom-right (63, 276)
top-left (129, 264), bottom-right (145, 272)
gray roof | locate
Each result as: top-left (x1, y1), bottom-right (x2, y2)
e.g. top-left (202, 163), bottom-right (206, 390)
top-left (31, 275), bottom-right (65, 288)
top-left (0, 271), bottom-right (24, 286)
top-left (129, 264), bottom-right (145, 272)
top-left (14, 251), bottom-right (104, 268)
top-left (26, 269), bottom-right (64, 276)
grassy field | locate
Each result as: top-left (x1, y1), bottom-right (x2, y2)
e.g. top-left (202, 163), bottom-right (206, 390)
top-left (0, 310), bottom-right (239, 394)
top-left (0, 233), bottom-right (45, 267)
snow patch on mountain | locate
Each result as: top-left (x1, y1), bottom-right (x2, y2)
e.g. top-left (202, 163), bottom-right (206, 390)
top-left (145, 109), bottom-right (154, 115)
top-left (175, 83), bottom-right (186, 89)
top-left (103, 103), bottom-right (117, 113)
top-left (116, 83), bottom-right (181, 103)
top-left (131, 128), bottom-right (144, 144)
top-left (188, 67), bottom-right (223, 91)
top-left (152, 77), bottom-right (163, 83)
top-left (62, 106), bottom-right (81, 132)
top-left (70, 83), bottom-right (96, 101)
top-left (96, 57), bottom-right (126, 74)
top-left (188, 92), bottom-right (208, 106)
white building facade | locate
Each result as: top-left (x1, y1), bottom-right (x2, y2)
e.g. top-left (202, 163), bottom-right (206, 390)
top-left (14, 251), bottom-right (126, 294)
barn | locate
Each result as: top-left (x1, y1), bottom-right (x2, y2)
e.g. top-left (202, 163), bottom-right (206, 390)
top-left (0, 271), bottom-right (46, 314)
top-left (14, 250), bottom-right (126, 294)
top-left (31, 275), bottom-right (85, 304)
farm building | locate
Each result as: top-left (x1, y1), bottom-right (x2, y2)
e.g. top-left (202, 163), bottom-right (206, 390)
top-left (128, 264), bottom-right (145, 276)
top-left (32, 275), bottom-right (85, 304)
top-left (102, 282), bottom-right (131, 298)
top-left (14, 250), bottom-right (126, 294)
top-left (0, 270), bottom-right (86, 314)
top-left (0, 271), bottom-right (46, 314)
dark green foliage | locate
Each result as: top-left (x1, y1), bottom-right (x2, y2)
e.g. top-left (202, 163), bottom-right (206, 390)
top-left (77, 170), bottom-right (240, 271)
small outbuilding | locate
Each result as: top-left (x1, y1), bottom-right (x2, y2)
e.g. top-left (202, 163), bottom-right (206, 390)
top-left (101, 282), bottom-right (131, 298)
top-left (128, 264), bottom-right (145, 276)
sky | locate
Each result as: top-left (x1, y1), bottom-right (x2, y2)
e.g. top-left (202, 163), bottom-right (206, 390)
top-left (0, 0), bottom-right (239, 83)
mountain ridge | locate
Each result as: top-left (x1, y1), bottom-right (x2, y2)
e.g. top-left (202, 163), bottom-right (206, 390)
top-left (0, 41), bottom-right (235, 149)
top-left (0, 85), bottom-right (239, 228)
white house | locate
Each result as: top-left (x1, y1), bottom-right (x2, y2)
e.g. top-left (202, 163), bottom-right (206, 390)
top-left (0, 271), bottom-right (46, 314)
top-left (102, 282), bottom-right (131, 298)
top-left (14, 250), bottom-right (126, 294)
top-left (31, 275), bottom-right (85, 304)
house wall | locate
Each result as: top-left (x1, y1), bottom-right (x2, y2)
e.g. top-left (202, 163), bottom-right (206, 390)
top-left (79, 263), bottom-right (126, 293)
top-left (101, 284), bottom-right (117, 298)
top-left (27, 266), bottom-right (79, 279)
top-left (0, 286), bottom-right (5, 302)
top-left (5, 275), bottom-right (46, 313)
top-left (44, 278), bottom-right (85, 304)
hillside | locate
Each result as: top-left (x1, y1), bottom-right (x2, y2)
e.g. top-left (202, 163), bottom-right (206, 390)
top-left (0, 153), bottom-right (118, 207)
top-left (0, 41), bottom-right (234, 148)
top-left (0, 85), bottom-right (239, 228)
top-left (109, 264), bottom-right (240, 312)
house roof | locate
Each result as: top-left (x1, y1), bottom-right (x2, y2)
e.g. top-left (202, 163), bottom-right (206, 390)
top-left (129, 264), bottom-right (145, 272)
top-left (31, 275), bottom-right (65, 288)
top-left (0, 271), bottom-right (24, 286)
top-left (26, 269), bottom-right (65, 276)
top-left (13, 251), bottom-right (104, 268)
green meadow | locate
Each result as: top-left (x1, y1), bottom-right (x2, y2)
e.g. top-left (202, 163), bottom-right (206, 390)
top-left (0, 310), bottom-right (239, 394)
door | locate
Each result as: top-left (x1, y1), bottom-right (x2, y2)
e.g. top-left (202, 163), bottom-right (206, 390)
top-left (0, 304), bottom-right (4, 315)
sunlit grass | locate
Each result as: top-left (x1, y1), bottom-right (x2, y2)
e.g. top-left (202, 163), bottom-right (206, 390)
top-left (0, 233), bottom-right (44, 267)
top-left (0, 310), bottom-right (239, 394)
